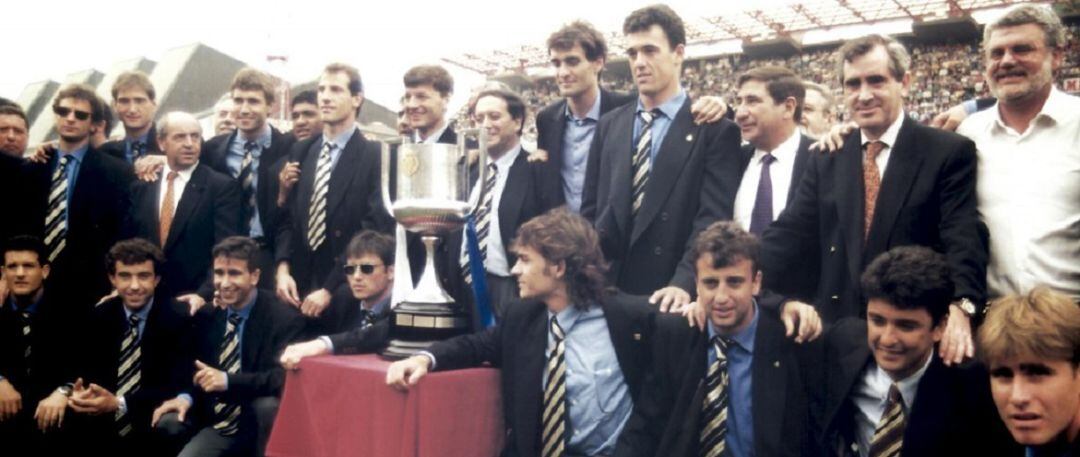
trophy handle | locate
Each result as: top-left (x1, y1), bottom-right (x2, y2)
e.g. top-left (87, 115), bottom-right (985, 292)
top-left (380, 137), bottom-right (402, 217)
top-left (457, 127), bottom-right (489, 214)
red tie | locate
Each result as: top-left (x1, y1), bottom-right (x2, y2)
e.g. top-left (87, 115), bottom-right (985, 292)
top-left (863, 141), bottom-right (885, 240)
top-left (160, 171), bottom-right (179, 245)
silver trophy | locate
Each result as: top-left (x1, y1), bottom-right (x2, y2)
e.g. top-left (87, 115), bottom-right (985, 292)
top-left (379, 129), bottom-right (487, 359)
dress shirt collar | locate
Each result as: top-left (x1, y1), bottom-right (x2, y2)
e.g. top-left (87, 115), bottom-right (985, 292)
top-left (324, 124), bottom-right (358, 150)
top-left (127, 131), bottom-right (150, 147)
top-left (7, 291), bottom-right (44, 315)
top-left (862, 109), bottom-right (905, 149)
top-left (549, 301), bottom-right (601, 334)
top-left (362, 292), bottom-right (392, 317)
top-left (240, 123), bottom-right (272, 150)
top-left (565, 94), bottom-right (602, 123)
top-left (123, 297), bottom-right (154, 322)
top-left (636, 88), bottom-right (687, 121)
top-left (707, 300), bottom-right (759, 354)
top-left (416, 120), bottom-right (450, 144)
top-left (227, 290), bottom-right (258, 322)
top-left (873, 348), bottom-right (934, 409)
top-left (490, 143), bottom-right (522, 173)
top-left (58, 144), bottom-right (89, 163)
top-left (754, 129), bottom-right (801, 162)
top-left (162, 162), bottom-right (197, 182)
top-left (992, 87), bottom-right (1071, 133)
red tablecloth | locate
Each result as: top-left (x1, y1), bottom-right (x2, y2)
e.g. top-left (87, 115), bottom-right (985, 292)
top-left (266, 354), bottom-right (504, 457)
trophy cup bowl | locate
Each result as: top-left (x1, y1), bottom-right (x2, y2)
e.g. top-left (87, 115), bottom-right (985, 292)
top-left (379, 129), bottom-right (487, 359)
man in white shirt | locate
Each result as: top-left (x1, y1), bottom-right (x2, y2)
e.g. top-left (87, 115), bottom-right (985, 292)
top-left (821, 246), bottom-right (1015, 457)
top-left (403, 65), bottom-right (455, 144)
top-left (122, 112), bottom-right (242, 299)
top-left (956, 4), bottom-right (1079, 301)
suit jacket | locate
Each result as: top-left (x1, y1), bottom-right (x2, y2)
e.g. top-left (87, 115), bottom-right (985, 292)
top-left (581, 97), bottom-right (743, 295)
top-left (78, 296), bottom-right (190, 434)
top-left (98, 124), bottom-right (162, 163)
top-left (324, 288), bottom-right (392, 355)
top-left (276, 129), bottom-right (392, 294)
top-left (0, 154), bottom-right (24, 249)
top-left (21, 147), bottom-right (134, 305)
top-left (187, 291), bottom-right (304, 430)
top-left (426, 292), bottom-right (656, 457)
top-left (617, 309), bottom-right (821, 457)
top-left (760, 117), bottom-right (988, 321)
top-left (0, 290), bottom-right (74, 404)
top-left (202, 126), bottom-right (296, 241)
top-left (821, 318), bottom-right (1017, 457)
top-left (123, 164), bottom-right (242, 296)
top-left (535, 89), bottom-right (636, 207)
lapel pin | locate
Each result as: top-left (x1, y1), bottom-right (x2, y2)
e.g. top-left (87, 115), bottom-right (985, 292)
top-left (686, 134), bottom-right (693, 142)
top-left (773, 361), bottom-right (780, 368)
top-left (633, 333), bottom-right (642, 341)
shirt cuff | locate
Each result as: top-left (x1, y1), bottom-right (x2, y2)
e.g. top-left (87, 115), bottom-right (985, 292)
top-left (178, 393), bottom-right (193, 407)
top-left (417, 351), bottom-right (437, 371)
top-left (117, 395), bottom-right (128, 416)
top-left (223, 373), bottom-right (230, 391)
top-left (962, 99), bottom-right (979, 115)
top-left (319, 336), bottom-right (334, 354)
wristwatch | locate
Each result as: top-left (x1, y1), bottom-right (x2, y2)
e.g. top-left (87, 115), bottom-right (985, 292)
top-left (953, 298), bottom-right (977, 318)
top-left (56, 383), bottom-right (74, 397)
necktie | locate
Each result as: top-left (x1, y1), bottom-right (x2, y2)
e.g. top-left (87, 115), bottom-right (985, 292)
top-left (632, 109), bottom-right (660, 218)
top-left (307, 142), bottom-right (335, 251)
top-left (700, 336), bottom-right (734, 457)
top-left (116, 314), bottom-right (142, 436)
top-left (20, 312), bottom-right (31, 376)
top-left (462, 163), bottom-right (499, 285)
top-left (44, 155), bottom-right (72, 262)
top-left (863, 141), bottom-right (885, 240)
top-left (238, 141), bottom-right (258, 224)
top-left (213, 313), bottom-right (243, 436)
top-left (541, 316), bottom-right (567, 457)
top-left (159, 171), bottom-right (179, 245)
top-left (748, 153), bottom-right (778, 236)
top-left (869, 384), bottom-right (906, 457)
top-left (131, 141), bottom-right (146, 161)
top-left (358, 308), bottom-right (375, 329)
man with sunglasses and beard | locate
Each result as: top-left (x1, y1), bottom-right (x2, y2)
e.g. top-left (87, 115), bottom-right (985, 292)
top-left (279, 230), bottom-right (396, 368)
top-left (18, 84), bottom-right (133, 311)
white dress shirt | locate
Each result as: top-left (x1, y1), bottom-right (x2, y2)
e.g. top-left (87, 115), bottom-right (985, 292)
top-left (861, 109), bottom-right (906, 177)
top-left (462, 144), bottom-right (522, 277)
top-left (957, 88), bottom-right (1080, 300)
top-left (852, 351), bottom-right (933, 457)
top-left (158, 163), bottom-right (196, 216)
top-left (734, 130), bottom-right (802, 231)
top-left (415, 121), bottom-right (450, 144)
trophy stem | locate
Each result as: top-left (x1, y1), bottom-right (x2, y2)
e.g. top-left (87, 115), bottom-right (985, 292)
top-left (404, 236), bottom-right (456, 305)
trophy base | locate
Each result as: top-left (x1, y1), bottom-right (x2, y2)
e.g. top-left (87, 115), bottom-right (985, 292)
top-left (379, 301), bottom-right (470, 360)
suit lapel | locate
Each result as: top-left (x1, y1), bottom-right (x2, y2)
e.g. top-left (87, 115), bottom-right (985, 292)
top-left (674, 331), bottom-right (708, 454)
top-left (517, 303), bottom-right (548, 454)
top-left (211, 131), bottom-right (237, 174)
top-left (546, 100), bottom-right (568, 167)
top-left (631, 98), bottom-right (696, 245)
top-left (837, 134), bottom-right (865, 291)
top-left (601, 296), bottom-right (637, 385)
top-left (752, 316), bottom-right (787, 453)
top-left (498, 151), bottom-right (528, 252)
top-left (240, 294), bottom-right (267, 371)
top-left (326, 130), bottom-right (363, 217)
top-left (607, 108), bottom-right (635, 239)
top-left (826, 344), bottom-right (872, 439)
top-left (904, 356), bottom-right (948, 454)
top-left (298, 136), bottom-right (322, 228)
top-left (164, 166), bottom-right (206, 250)
top-left (788, 135), bottom-right (813, 203)
top-left (865, 117), bottom-right (924, 261)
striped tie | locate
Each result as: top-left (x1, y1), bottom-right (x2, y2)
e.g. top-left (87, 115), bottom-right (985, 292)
top-left (212, 313), bottom-right (243, 436)
top-left (632, 109), bottom-right (659, 218)
top-left (700, 336), bottom-right (733, 457)
top-left (869, 384), bottom-right (906, 457)
top-left (20, 312), bottom-right (31, 375)
top-left (307, 142), bottom-right (335, 251)
top-left (116, 314), bottom-right (142, 436)
top-left (44, 155), bottom-right (72, 262)
top-left (238, 141), bottom-right (259, 227)
top-left (461, 163), bottom-right (498, 285)
top-left (131, 141), bottom-right (147, 160)
top-left (541, 316), bottom-right (567, 457)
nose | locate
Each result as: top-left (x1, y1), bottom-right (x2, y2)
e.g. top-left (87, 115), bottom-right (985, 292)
top-left (1009, 377), bottom-right (1034, 406)
top-left (879, 325), bottom-right (899, 346)
top-left (735, 103), bottom-right (750, 122)
top-left (510, 260), bottom-right (522, 276)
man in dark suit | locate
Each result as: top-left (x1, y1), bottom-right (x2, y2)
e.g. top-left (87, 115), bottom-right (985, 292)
top-left (536, 21), bottom-right (728, 213)
top-left (388, 209), bottom-right (656, 457)
top-left (581, 5), bottom-right (743, 310)
top-left (123, 112), bottom-right (242, 299)
top-left (978, 287), bottom-right (1080, 457)
top-left (403, 65), bottom-right (457, 144)
top-left (279, 230), bottom-right (397, 368)
top-left (202, 68), bottom-right (296, 295)
top-left (617, 221), bottom-right (821, 457)
top-left (21, 84), bottom-right (134, 307)
top-left (0, 236), bottom-right (75, 454)
top-left (275, 63), bottom-right (391, 326)
top-left (0, 103), bottom-right (29, 158)
top-left (98, 71), bottom-right (162, 164)
top-left (759, 34), bottom-right (988, 365)
top-left (65, 239), bottom-right (190, 456)
top-left (152, 236), bottom-right (304, 457)
top-left (821, 246), bottom-right (1014, 457)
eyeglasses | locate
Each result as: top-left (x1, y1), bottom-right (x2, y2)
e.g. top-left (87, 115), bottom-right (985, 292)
top-left (344, 263), bottom-right (383, 276)
top-left (54, 106), bottom-right (92, 121)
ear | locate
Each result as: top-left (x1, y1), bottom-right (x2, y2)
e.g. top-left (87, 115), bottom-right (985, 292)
top-left (673, 43), bottom-right (686, 62)
top-left (1051, 47), bottom-right (1064, 71)
top-left (552, 259), bottom-right (567, 280)
top-left (930, 317), bottom-right (946, 343)
top-left (250, 268), bottom-right (261, 285)
top-left (151, 275), bottom-right (161, 289)
top-left (353, 93), bottom-right (365, 111)
top-left (41, 264), bottom-right (51, 280)
top-left (784, 96), bottom-right (798, 120)
top-left (899, 72), bottom-right (912, 98)
top-left (386, 265), bottom-right (395, 282)
top-left (751, 269), bottom-right (762, 296)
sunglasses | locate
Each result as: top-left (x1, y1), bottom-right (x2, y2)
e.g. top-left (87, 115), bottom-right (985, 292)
top-left (344, 263), bottom-right (383, 276)
top-left (54, 106), bottom-right (92, 121)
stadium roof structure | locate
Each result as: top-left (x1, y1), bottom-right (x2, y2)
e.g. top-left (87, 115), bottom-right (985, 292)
top-left (441, 0), bottom-right (1057, 76)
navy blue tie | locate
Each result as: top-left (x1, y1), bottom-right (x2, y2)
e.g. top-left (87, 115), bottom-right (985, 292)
top-left (748, 153), bottom-right (777, 236)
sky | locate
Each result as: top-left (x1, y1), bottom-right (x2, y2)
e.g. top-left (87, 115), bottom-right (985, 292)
top-left (3, 0), bottom-right (752, 112)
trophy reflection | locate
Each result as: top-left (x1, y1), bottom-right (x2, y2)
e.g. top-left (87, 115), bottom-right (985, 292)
top-left (379, 129), bottom-right (487, 359)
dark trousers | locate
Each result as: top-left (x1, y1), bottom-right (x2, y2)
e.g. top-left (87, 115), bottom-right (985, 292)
top-left (156, 396), bottom-right (280, 457)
